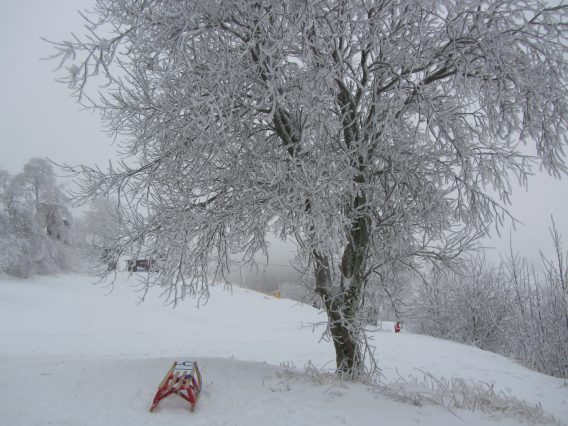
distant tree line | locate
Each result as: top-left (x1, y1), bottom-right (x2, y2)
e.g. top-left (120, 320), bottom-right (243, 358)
top-left (0, 158), bottom-right (123, 278)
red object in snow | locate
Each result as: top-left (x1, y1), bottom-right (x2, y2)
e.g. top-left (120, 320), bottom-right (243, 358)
top-left (149, 361), bottom-right (202, 413)
top-left (394, 322), bottom-right (401, 333)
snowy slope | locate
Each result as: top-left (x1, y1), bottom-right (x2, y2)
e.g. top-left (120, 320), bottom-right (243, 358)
top-left (0, 273), bottom-right (566, 425)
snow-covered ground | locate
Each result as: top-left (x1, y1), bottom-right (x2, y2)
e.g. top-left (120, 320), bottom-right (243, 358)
top-left (1, 273), bottom-right (566, 425)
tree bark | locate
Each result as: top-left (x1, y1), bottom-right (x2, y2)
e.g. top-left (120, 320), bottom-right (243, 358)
top-left (315, 203), bottom-right (369, 377)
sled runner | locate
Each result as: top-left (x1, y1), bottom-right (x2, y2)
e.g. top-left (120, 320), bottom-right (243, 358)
top-left (149, 361), bottom-right (202, 412)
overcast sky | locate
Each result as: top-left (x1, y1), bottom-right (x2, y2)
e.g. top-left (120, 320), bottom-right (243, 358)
top-left (0, 0), bottom-right (567, 264)
top-left (0, 0), bottom-right (116, 174)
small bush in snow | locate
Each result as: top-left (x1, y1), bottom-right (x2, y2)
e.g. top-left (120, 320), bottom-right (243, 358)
top-left (376, 371), bottom-right (559, 424)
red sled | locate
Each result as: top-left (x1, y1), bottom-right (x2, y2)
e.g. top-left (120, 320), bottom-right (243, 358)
top-left (149, 361), bottom-right (202, 413)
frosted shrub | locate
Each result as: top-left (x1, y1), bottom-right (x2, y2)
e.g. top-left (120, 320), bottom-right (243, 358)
top-left (411, 221), bottom-right (568, 380)
top-left (411, 256), bottom-right (510, 352)
top-left (504, 222), bottom-right (568, 380)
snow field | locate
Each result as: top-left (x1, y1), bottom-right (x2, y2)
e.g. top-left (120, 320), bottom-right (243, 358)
top-left (1, 273), bottom-right (566, 425)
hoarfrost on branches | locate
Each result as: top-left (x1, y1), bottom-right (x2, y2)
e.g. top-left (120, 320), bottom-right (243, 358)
top-left (50, 0), bottom-right (568, 376)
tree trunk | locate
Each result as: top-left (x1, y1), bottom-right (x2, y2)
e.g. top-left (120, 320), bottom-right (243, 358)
top-left (327, 295), bottom-right (363, 375)
top-left (314, 209), bottom-right (369, 377)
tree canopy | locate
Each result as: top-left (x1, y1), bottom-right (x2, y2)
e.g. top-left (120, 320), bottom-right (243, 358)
top-left (52, 0), bottom-right (568, 375)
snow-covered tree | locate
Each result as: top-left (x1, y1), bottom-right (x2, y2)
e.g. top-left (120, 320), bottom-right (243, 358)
top-left (51, 0), bottom-right (568, 376)
top-left (76, 197), bottom-right (122, 271)
top-left (0, 160), bottom-right (74, 277)
top-left (12, 158), bottom-right (72, 242)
